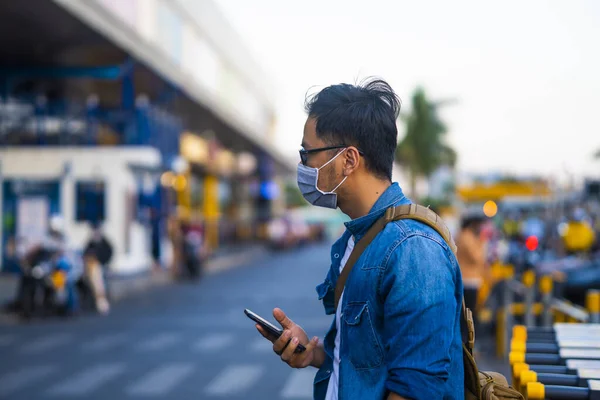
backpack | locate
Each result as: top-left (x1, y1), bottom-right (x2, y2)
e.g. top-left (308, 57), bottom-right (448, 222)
top-left (333, 204), bottom-right (524, 400)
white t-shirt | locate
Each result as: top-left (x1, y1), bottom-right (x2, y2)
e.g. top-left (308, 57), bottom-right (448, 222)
top-left (325, 236), bottom-right (355, 400)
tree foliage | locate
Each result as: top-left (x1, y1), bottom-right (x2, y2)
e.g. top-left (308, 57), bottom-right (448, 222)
top-left (395, 87), bottom-right (457, 197)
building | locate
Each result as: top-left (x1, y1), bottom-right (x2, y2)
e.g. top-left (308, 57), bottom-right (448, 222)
top-left (0, 0), bottom-right (293, 273)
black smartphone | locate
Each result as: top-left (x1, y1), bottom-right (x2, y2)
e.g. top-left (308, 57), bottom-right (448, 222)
top-left (244, 309), bottom-right (306, 353)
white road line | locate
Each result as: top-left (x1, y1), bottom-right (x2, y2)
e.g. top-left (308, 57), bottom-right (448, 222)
top-left (136, 333), bottom-right (181, 351)
top-left (82, 333), bottom-right (129, 352)
top-left (281, 369), bottom-right (315, 398)
top-left (205, 365), bottom-right (264, 395)
top-left (47, 363), bottom-right (126, 396)
top-left (0, 365), bottom-right (56, 396)
top-left (21, 333), bottom-right (71, 354)
top-left (193, 333), bottom-right (234, 352)
top-left (0, 334), bottom-right (14, 346)
top-left (126, 363), bottom-right (195, 396)
top-left (250, 338), bottom-right (273, 352)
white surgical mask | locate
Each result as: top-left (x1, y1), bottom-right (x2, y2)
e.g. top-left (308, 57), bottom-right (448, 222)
top-left (297, 150), bottom-right (347, 209)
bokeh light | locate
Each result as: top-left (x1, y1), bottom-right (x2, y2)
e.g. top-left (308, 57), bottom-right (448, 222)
top-left (482, 200), bottom-right (498, 218)
top-left (525, 235), bottom-right (539, 251)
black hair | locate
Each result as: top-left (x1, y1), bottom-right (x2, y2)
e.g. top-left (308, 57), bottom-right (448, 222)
top-left (304, 78), bottom-right (401, 180)
top-left (461, 215), bottom-right (486, 230)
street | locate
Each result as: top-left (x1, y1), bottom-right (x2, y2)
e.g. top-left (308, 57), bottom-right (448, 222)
top-left (0, 244), bottom-right (333, 400)
top-left (0, 242), bottom-right (507, 400)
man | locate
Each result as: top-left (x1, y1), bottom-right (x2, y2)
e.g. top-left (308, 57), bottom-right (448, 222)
top-left (256, 79), bottom-right (464, 399)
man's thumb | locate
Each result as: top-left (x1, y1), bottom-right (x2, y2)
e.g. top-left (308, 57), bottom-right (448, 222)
top-left (273, 308), bottom-right (294, 328)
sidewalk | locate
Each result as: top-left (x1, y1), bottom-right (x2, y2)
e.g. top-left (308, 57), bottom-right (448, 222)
top-left (0, 244), bottom-right (269, 306)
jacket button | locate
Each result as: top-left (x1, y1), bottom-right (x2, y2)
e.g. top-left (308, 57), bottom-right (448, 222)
top-left (334, 254), bottom-right (340, 259)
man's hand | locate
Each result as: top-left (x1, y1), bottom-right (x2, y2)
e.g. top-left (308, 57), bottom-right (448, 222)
top-left (255, 308), bottom-right (323, 369)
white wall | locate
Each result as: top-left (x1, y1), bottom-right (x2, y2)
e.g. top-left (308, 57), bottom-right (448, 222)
top-left (0, 147), bottom-right (162, 274)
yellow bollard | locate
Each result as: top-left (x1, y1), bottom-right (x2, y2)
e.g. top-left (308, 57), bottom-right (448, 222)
top-left (510, 339), bottom-right (526, 353)
top-left (522, 270), bottom-right (536, 288)
top-left (527, 382), bottom-right (545, 400)
top-left (586, 290), bottom-right (600, 323)
top-left (539, 275), bottom-right (553, 295)
top-left (512, 325), bottom-right (527, 341)
top-left (512, 362), bottom-right (529, 388)
top-left (509, 351), bottom-right (525, 366)
top-left (519, 370), bottom-right (537, 396)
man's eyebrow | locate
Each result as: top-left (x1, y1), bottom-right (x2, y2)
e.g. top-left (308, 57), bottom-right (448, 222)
top-left (301, 142), bottom-right (309, 149)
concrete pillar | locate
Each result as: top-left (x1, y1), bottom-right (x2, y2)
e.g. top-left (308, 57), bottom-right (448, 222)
top-left (203, 175), bottom-right (219, 249)
top-left (60, 161), bottom-right (74, 245)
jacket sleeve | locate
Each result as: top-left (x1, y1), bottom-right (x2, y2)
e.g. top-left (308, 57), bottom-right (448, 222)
top-left (379, 235), bottom-right (461, 400)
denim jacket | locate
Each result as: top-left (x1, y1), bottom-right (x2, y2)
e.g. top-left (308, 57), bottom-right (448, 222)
top-left (314, 183), bottom-right (464, 400)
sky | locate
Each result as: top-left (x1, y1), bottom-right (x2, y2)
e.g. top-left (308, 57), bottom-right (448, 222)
top-left (217, 0), bottom-right (600, 181)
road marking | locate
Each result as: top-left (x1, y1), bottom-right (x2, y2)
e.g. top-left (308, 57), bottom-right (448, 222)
top-left (250, 338), bottom-right (273, 352)
top-left (205, 365), bottom-right (264, 395)
top-left (0, 365), bottom-right (56, 396)
top-left (127, 363), bottom-right (195, 396)
top-left (136, 333), bottom-right (180, 351)
top-left (82, 333), bottom-right (129, 352)
top-left (193, 333), bottom-right (234, 352)
top-left (281, 369), bottom-right (315, 398)
top-left (21, 333), bottom-right (71, 354)
top-left (0, 334), bottom-right (14, 346)
top-left (47, 363), bottom-right (126, 396)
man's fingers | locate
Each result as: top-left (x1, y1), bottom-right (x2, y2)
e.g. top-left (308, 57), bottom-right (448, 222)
top-left (281, 336), bottom-right (300, 362)
top-left (302, 336), bottom-right (319, 354)
top-left (273, 330), bottom-right (292, 354)
top-left (256, 325), bottom-right (276, 343)
top-left (273, 308), bottom-right (294, 329)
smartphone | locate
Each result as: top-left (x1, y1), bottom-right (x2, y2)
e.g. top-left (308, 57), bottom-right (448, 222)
top-left (244, 309), bottom-right (306, 353)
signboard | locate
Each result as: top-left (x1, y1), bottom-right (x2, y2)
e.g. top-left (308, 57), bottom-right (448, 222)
top-left (17, 197), bottom-right (49, 243)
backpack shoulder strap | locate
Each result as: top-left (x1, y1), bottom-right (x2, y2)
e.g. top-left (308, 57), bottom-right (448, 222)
top-left (388, 204), bottom-right (458, 254)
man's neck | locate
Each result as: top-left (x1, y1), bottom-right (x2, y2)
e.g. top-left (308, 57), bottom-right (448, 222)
top-left (341, 178), bottom-right (392, 220)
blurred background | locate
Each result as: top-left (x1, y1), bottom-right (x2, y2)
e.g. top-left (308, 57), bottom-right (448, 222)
top-left (0, 0), bottom-right (599, 399)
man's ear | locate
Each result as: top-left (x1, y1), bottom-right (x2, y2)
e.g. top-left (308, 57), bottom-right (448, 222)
top-left (342, 147), bottom-right (361, 176)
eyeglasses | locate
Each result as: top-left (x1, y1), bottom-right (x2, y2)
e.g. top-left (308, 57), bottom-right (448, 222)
top-left (299, 145), bottom-right (364, 166)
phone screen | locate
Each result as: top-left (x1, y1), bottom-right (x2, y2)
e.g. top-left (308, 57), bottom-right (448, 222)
top-left (244, 309), bottom-right (306, 353)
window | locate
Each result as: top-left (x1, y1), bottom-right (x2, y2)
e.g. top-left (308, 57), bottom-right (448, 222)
top-left (76, 181), bottom-right (106, 223)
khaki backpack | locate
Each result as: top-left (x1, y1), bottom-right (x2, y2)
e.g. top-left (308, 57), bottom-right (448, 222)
top-left (333, 204), bottom-right (524, 400)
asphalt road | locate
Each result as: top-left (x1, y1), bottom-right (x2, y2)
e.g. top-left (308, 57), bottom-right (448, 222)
top-left (0, 242), bottom-right (507, 400)
top-left (0, 244), bottom-right (333, 400)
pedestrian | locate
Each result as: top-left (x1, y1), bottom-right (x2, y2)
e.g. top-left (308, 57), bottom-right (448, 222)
top-left (456, 213), bottom-right (487, 323)
top-left (255, 79), bottom-right (464, 399)
top-left (83, 223), bottom-right (113, 313)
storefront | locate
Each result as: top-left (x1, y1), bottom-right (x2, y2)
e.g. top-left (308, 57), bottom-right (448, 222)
top-left (172, 132), bottom-right (264, 249)
top-left (0, 147), bottom-right (163, 274)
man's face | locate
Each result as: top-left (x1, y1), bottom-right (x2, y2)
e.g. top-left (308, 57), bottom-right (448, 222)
top-left (301, 117), bottom-right (344, 192)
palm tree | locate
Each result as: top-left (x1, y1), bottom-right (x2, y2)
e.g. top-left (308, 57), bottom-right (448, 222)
top-left (396, 87), bottom-right (457, 198)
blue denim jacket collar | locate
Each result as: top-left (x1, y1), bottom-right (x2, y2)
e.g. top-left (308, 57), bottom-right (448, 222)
top-left (343, 182), bottom-right (407, 241)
